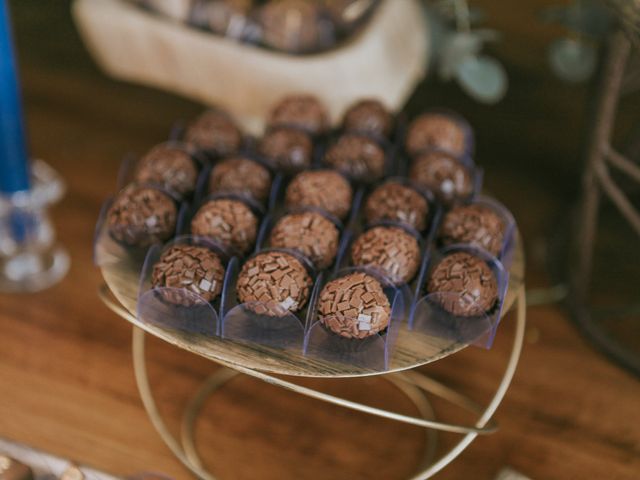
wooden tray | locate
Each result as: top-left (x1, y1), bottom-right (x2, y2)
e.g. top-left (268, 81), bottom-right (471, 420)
top-left (72, 0), bottom-right (429, 135)
top-left (100, 232), bottom-right (524, 378)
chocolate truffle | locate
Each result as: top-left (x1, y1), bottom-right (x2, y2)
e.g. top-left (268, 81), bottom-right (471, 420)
top-left (324, 134), bottom-right (386, 182)
top-left (237, 251), bottom-right (313, 316)
top-left (405, 113), bottom-right (467, 157)
top-left (318, 271), bottom-right (391, 339)
top-left (0, 456), bottom-right (33, 480)
top-left (409, 151), bottom-right (473, 205)
top-left (209, 157), bottom-right (272, 202)
top-left (152, 244), bottom-right (225, 305)
top-left (184, 110), bottom-right (242, 157)
top-left (191, 198), bottom-right (258, 254)
top-left (343, 99), bottom-right (393, 138)
top-left (260, 1), bottom-right (327, 53)
top-left (267, 94), bottom-right (329, 135)
top-left (364, 182), bottom-right (429, 231)
top-left (134, 143), bottom-right (198, 197)
top-left (440, 204), bottom-right (505, 256)
top-left (269, 211), bottom-right (339, 269)
top-left (285, 170), bottom-right (353, 220)
top-left (351, 226), bottom-right (421, 285)
top-left (107, 185), bottom-right (177, 247)
top-left (259, 127), bottom-right (313, 172)
top-left (427, 252), bottom-right (498, 317)
top-left (191, 0), bottom-right (252, 37)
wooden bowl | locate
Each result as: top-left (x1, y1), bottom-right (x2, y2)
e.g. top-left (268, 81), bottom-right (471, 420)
top-left (73, 0), bottom-right (429, 134)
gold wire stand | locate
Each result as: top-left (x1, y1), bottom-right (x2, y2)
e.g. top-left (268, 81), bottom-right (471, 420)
top-left (98, 284), bottom-right (526, 479)
top-left (97, 225), bottom-right (525, 478)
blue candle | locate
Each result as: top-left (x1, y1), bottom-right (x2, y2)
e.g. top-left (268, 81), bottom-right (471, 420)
top-left (0, 0), bottom-right (30, 194)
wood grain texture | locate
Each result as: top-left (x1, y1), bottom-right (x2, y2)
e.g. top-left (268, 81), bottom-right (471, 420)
top-left (0, 1), bottom-right (639, 479)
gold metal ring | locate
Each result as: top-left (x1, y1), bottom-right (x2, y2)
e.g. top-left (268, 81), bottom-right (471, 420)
top-left (177, 368), bottom-right (439, 477)
top-left (99, 283), bottom-right (527, 479)
top-left (407, 287), bottom-right (527, 480)
top-left (100, 285), bottom-right (500, 436)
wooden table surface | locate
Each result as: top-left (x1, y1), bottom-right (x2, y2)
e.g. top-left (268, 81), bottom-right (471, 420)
top-left (1, 1), bottom-right (639, 479)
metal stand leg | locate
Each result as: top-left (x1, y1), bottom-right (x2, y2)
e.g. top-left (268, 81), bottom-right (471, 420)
top-left (177, 369), bottom-right (439, 476)
top-left (571, 30), bottom-right (631, 303)
top-left (131, 330), bottom-right (440, 479)
top-left (121, 288), bottom-right (527, 479)
top-left (569, 30), bottom-right (640, 376)
top-left (408, 287), bottom-right (526, 479)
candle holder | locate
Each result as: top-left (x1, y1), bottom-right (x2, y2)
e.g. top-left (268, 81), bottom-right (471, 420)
top-left (0, 160), bottom-right (69, 292)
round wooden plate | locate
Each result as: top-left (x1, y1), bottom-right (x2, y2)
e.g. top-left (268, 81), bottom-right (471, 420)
top-left (101, 234), bottom-right (524, 378)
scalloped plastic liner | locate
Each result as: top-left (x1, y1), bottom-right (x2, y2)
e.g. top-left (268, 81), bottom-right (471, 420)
top-left (218, 248), bottom-right (316, 350)
top-left (303, 267), bottom-right (407, 371)
top-left (138, 243), bottom-right (219, 336)
top-left (409, 244), bottom-right (510, 349)
top-left (136, 235), bottom-right (232, 336)
top-left (116, 143), bottom-right (208, 201)
top-left (472, 195), bottom-right (517, 268)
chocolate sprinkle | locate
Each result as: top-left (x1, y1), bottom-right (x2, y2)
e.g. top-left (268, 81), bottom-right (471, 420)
top-left (405, 113), bottom-right (466, 157)
top-left (285, 169), bottom-right (353, 220)
top-left (324, 134), bottom-right (386, 182)
top-left (209, 157), bottom-right (272, 202)
top-left (259, 127), bottom-right (313, 172)
top-left (191, 198), bottom-right (258, 254)
top-left (409, 151), bottom-right (473, 205)
top-left (184, 110), bottom-right (242, 156)
top-left (269, 211), bottom-right (339, 269)
top-left (134, 144), bottom-right (198, 197)
top-left (440, 204), bottom-right (505, 256)
top-left (107, 185), bottom-right (177, 247)
top-left (427, 252), bottom-right (498, 317)
top-left (268, 94), bottom-right (329, 135)
top-left (318, 271), bottom-right (391, 339)
top-left (351, 226), bottom-right (421, 285)
top-left (237, 251), bottom-right (312, 316)
top-left (152, 244), bottom-right (225, 305)
top-left (364, 182), bottom-right (429, 231)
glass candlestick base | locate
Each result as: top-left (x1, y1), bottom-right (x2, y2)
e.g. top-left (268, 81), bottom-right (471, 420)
top-left (0, 160), bottom-right (69, 292)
